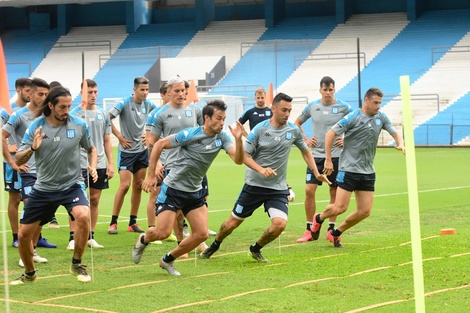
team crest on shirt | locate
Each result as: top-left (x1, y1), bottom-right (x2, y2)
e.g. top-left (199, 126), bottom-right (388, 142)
top-left (375, 118), bottom-right (382, 126)
top-left (285, 132), bottom-right (293, 140)
top-left (332, 107), bottom-right (339, 114)
top-left (185, 110), bottom-right (193, 117)
top-left (97, 113), bottom-right (103, 120)
top-left (141, 107), bottom-right (147, 114)
top-left (66, 129), bottom-right (75, 138)
top-left (266, 111), bottom-right (271, 116)
top-left (214, 139), bottom-right (222, 147)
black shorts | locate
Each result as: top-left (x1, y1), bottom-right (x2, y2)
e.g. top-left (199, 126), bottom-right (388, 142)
top-left (3, 163), bottom-right (22, 192)
top-left (155, 183), bottom-right (207, 217)
top-left (20, 184), bottom-right (89, 226)
top-left (81, 168), bottom-right (109, 189)
top-left (118, 150), bottom-right (149, 173)
top-left (20, 173), bottom-right (37, 200)
top-left (232, 184), bottom-right (289, 219)
top-left (306, 157), bottom-right (339, 187)
top-left (336, 171), bottom-right (376, 192)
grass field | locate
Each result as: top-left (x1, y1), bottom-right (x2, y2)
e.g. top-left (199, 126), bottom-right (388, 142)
top-left (1, 147), bottom-right (469, 312)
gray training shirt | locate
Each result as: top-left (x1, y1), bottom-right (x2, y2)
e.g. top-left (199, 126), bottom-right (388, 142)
top-left (19, 115), bottom-right (94, 192)
top-left (297, 99), bottom-right (352, 158)
top-left (71, 106), bottom-right (111, 169)
top-left (164, 126), bottom-right (234, 193)
top-left (109, 96), bottom-right (156, 153)
top-left (245, 119), bottom-right (308, 190)
top-left (332, 109), bottom-right (397, 174)
top-left (151, 103), bottom-right (203, 169)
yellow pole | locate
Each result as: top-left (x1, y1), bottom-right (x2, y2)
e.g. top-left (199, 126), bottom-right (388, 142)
top-left (400, 75), bottom-right (426, 312)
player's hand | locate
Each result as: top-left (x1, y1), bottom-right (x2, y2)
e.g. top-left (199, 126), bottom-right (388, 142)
top-left (323, 159), bottom-right (334, 176)
top-left (228, 121), bottom-right (244, 140)
top-left (307, 137), bottom-right (319, 147)
top-left (106, 164), bottom-right (115, 180)
top-left (316, 173), bottom-right (331, 185)
top-left (142, 178), bottom-right (157, 193)
top-left (119, 137), bottom-right (133, 149)
top-left (141, 134), bottom-right (147, 146)
top-left (88, 167), bottom-right (98, 183)
top-left (334, 136), bottom-right (344, 147)
top-left (32, 126), bottom-right (45, 150)
top-left (396, 144), bottom-right (406, 154)
top-left (155, 165), bottom-right (165, 183)
top-left (258, 167), bottom-right (277, 178)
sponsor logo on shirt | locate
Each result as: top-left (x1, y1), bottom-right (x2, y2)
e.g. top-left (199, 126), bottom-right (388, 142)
top-left (263, 133), bottom-right (271, 137)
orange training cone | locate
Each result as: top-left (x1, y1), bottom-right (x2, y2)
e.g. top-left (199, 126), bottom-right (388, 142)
top-left (184, 80), bottom-right (199, 107)
top-left (0, 39), bottom-right (12, 114)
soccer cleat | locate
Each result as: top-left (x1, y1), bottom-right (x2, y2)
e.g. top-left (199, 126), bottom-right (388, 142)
top-left (36, 237), bottom-right (57, 248)
top-left (310, 213), bottom-right (323, 240)
top-left (70, 264), bottom-right (92, 283)
top-left (49, 220), bottom-right (60, 229)
top-left (150, 240), bottom-right (163, 245)
top-left (67, 240), bottom-right (75, 251)
top-left (327, 224), bottom-right (335, 239)
top-left (296, 230), bottom-right (314, 243)
top-left (199, 244), bottom-right (218, 259)
top-left (12, 239), bottom-right (19, 248)
top-left (10, 273), bottom-right (38, 285)
top-left (165, 233), bottom-right (177, 242)
top-left (196, 242), bottom-right (209, 253)
top-left (132, 234), bottom-right (147, 264)
top-left (159, 258), bottom-right (181, 276)
top-left (208, 229), bottom-right (217, 236)
top-left (19, 251), bottom-right (48, 267)
top-left (248, 249), bottom-right (269, 263)
top-left (182, 226), bottom-right (190, 237)
top-left (127, 224), bottom-right (145, 233)
top-left (327, 230), bottom-right (344, 248)
top-left (108, 223), bottom-right (118, 234)
top-left (87, 239), bottom-right (104, 249)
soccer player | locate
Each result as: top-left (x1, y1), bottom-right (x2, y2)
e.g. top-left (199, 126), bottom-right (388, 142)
top-left (107, 76), bottom-right (157, 234)
top-left (3, 78), bottom-right (31, 247)
top-left (295, 76), bottom-right (352, 243)
top-left (149, 77), bottom-right (203, 255)
top-left (67, 79), bottom-right (114, 250)
top-left (133, 100), bottom-right (244, 276)
top-left (311, 87), bottom-right (405, 248)
top-left (11, 86), bottom-right (98, 285)
top-left (200, 93), bottom-right (330, 262)
top-left (3, 78), bottom-right (56, 267)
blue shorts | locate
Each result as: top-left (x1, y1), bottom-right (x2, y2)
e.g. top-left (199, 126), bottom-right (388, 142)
top-left (156, 183), bottom-right (207, 216)
top-left (161, 167), bottom-right (209, 196)
top-left (306, 157), bottom-right (339, 187)
top-left (117, 150), bottom-right (149, 173)
top-left (232, 184), bottom-right (289, 219)
top-left (336, 171), bottom-right (376, 192)
top-left (20, 184), bottom-right (89, 226)
top-left (20, 173), bottom-right (37, 200)
top-left (3, 162), bottom-right (22, 192)
top-left (81, 168), bottom-right (109, 189)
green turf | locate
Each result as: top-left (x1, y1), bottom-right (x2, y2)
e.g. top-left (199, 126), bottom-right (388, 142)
top-left (1, 147), bottom-right (469, 312)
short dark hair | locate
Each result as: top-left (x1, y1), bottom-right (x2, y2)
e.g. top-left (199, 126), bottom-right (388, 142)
top-left (31, 78), bottom-right (50, 91)
top-left (159, 82), bottom-right (169, 95)
top-left (202, 100), bottom-right (227, 119)
top-left (184, 80), bottom-right (190, 89)
top-left (49, 81), bottom-right (62, 89)
top-left (272, 92), bottom-right (293, 106)
top-left (36, 86), bottom-right (71, 118)
top-left (81, 79), bottom-right (97, 89)
top-left (320, 76), bottom-right (335, 87)
top-left (15, 78), bottom-right (32, 89)
top-left (364, 87), bottom-right (383, 100)
top-left (134, 76), bottom-right (149, 87)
